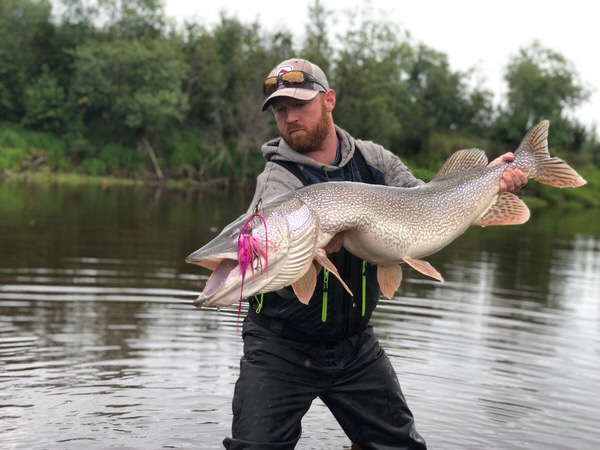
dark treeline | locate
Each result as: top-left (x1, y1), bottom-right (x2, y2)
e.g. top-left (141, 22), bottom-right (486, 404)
top-left (1, 0), bottom-right (598, 188)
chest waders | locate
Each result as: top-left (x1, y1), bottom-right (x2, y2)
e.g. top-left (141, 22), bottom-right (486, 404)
top-left (248, 148), bottom-right (381, 343)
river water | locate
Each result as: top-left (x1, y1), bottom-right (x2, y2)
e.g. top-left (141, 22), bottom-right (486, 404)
top-left (0, 181), bottom-right (599, 449)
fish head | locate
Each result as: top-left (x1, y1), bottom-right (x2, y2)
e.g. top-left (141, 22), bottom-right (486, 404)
top-left (186, 199), bottom-right (321, 308)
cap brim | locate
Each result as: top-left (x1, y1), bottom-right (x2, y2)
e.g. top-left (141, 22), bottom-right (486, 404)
top-left (261, 88), bottom-right (320, 111)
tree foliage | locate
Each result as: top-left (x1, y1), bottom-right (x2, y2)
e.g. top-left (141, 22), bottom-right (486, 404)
top-left (333, 18), bottom-right (410, 151)
top-left (71, 38), bottom-right (189, 133)
top-left (0, 0), bottom-right (596, 181)
top-left (496, 41), bottom-right (591, 150)
top-left (301, 0), bottom-right (332, 74)
top-left (0, 0), bottom-right (54, 121)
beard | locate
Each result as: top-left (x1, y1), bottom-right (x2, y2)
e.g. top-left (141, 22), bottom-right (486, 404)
top-left (281, 99), bottom-right (332, 153)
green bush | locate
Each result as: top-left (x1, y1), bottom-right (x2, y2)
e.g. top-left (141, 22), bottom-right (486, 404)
top-left (0, 147), bottom-right (28, 169)
top-left (21, 66), bottom-right (70, 133)
top-left (0, 123), bottom-right (71, 171)
top-left (0, 126), bottom-right (27, 148)
top-left (43, 138), bottom-right (69, 170)
top-left (25, 130), bottom-right (69, 170)
top-left (0, 125), bottom-right (28, 169)
top-left (82, 158), bottom-right (105, 176)
top-left (163, 129), bottom-right (208, 167)
top-left (414, 131), bottom-right (495, 173)
top-left (408, 166), bottom-right (435, 183)
top-left (99, 143), bottom-right (144, 173)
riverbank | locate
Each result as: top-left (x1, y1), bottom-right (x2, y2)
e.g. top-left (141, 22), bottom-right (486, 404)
top-left (2, 161), bottom-right (598, 210)
top-left (0, 167), bottom-right (249, 192)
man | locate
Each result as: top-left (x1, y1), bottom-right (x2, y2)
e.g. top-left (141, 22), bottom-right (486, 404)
top-left (223, 58), bottom-right (527, 450)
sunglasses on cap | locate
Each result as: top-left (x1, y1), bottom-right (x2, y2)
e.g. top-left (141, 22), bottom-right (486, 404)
top-left (263, 70), bottom-right (328, 96)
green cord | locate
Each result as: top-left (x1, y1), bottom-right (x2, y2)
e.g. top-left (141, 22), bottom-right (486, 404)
top-left (362, 261), bottom-right (367, 317)
top-left (255, 294), bottom-right (264, 313)
top-left (322, 268), bottom-right (329, 322)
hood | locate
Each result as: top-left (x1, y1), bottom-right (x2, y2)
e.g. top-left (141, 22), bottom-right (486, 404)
top-left (261, 125), bottom-right (356, 171)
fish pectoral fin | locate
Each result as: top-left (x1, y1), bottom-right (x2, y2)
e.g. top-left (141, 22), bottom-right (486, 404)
top-left (473, 193), bottom-right (530, 227)
top-left (315, 249), bottom-right (354, 297)
top-left (377, 264), bottom-right (403, 299)
top-left (402, 256), bottom-right (444, 282)
top-left (291, 263), bottom-right (317, 305)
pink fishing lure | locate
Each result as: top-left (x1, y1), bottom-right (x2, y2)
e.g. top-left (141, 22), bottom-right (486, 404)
top-left (236, 202), bottom-right (269, 314)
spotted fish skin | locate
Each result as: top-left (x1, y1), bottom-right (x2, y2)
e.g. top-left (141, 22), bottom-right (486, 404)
top-left (186, 121), bottom-right (586, 307)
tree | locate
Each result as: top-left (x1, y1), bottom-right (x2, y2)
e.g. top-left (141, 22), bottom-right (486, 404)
top-left (22, 65), bottom-right (70, 133)
top-left (497, 41), bottom-right (590, 149)
top-left (409, 45), bottom-right (493, 132)
top-left (196, 16), bottom-right (281, 178)
top-left (0, 0), bottom-right (54, 121)
top-left (301, 0), bottom-right (332, 74)
top-left (333, 17), bottom-right (412, 150)
top-left (71, 38), bottom-right (189, 177)
top-left (96, 0), bottom-right (166, 39)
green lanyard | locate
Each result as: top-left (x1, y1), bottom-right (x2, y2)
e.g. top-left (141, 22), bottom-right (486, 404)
top-left (257, 261), bottom-right (367, 321)
top-left (322, 268), bottom-right (329, 322)
top-left (362, 260), bottom-right (367, 317)
top-left (322, 261), bottom-right (367, 321)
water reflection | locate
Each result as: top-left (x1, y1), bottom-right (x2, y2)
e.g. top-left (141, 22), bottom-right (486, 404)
top-left (1, 181), bottom-right (599, 449)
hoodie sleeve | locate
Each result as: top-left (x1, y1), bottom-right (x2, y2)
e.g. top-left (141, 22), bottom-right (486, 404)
top-left (356, 139), bottom-right (424, 188)
top-left (381, 149), bottom-right (424, 188)
top-left (246, 162), bottom-right (305, 213)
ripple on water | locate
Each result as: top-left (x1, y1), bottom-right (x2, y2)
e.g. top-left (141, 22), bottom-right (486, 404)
top-left (1, 186), bottom-right (599, 449)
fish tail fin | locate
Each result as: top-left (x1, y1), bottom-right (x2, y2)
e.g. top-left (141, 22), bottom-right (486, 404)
top-left (516, 120), bottom-right (586, 188)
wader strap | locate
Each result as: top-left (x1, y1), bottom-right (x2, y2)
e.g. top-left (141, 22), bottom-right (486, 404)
top-left (352, 146), bottom-right (375, 184)
top-left (269, 159), bottom-right (310, 185)
top-left (259, 146), bottom-right (376, 331)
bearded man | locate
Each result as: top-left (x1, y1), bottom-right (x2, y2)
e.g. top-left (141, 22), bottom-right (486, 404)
top-left (222, 58), bottom-right (527, 450)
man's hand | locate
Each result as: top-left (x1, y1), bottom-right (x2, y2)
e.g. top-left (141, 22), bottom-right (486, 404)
top-left (489, 152), bottom-right (528, 194)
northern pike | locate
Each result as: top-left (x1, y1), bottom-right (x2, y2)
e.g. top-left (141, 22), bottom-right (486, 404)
top-left (186, 120), bottom-right (586, 307)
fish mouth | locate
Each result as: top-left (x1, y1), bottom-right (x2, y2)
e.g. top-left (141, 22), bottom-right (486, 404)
top-left (186, 249), bottom-right (271, 308)
top-left (191, 258), bottom-right (241, 308)
top-left (185, 241), bottom-right (242, 307)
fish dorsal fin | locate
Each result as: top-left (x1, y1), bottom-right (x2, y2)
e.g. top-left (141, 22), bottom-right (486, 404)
top-left (402, 256), bottom-right (444, 282)
top-left (377, 264), bottom-right (403, 299)
top-left (314, 249), bottom-right (353, 297)
top-left (291, 263), bottom-right (317, 304)
top-left (473, 193), bottom-right (531, 226)
top-left (435, 149), bottom-right (489, 179)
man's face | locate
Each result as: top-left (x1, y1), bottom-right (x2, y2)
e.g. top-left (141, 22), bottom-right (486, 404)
top-left (271, 94), bottom-right (332, 153)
